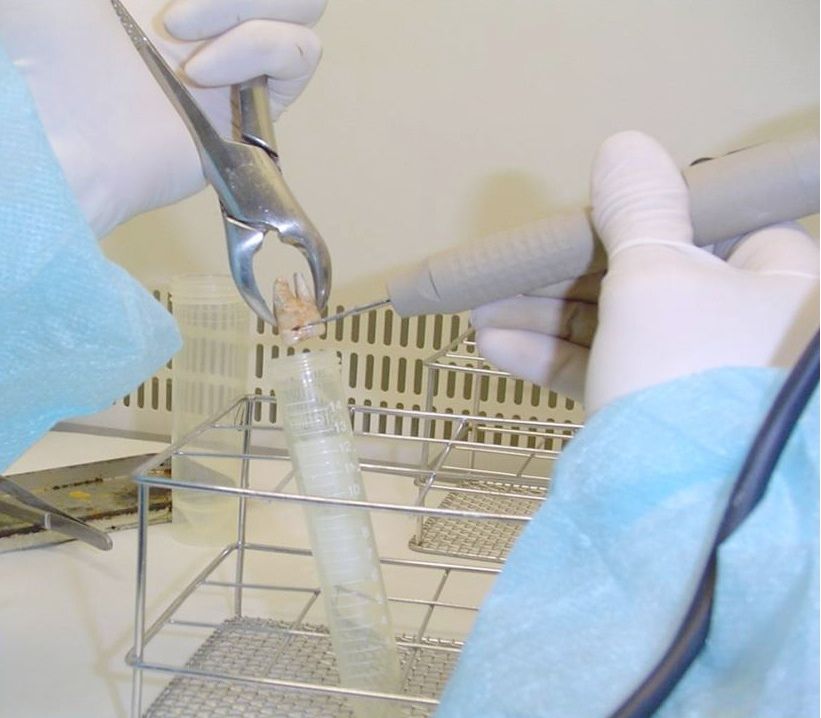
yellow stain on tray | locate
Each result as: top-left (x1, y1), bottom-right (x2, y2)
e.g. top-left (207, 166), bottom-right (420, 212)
top-left (68, 490), bottom-right (92, 501)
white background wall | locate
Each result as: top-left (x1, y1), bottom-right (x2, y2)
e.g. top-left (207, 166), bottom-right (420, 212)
top-left (102, 0), bottom-right (819, 309)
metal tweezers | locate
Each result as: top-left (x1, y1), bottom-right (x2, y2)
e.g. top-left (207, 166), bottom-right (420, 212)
top-left (0, 475), bottom-right (112, 551)
top-left (110, 0), bottom-right (332, 327)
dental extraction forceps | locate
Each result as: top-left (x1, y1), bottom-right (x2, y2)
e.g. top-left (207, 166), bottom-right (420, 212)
top-left (110, 0), bottom-right (331, 326)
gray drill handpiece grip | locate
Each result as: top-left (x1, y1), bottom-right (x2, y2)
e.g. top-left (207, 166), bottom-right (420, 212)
top-left (387, 130), bottom-right (819, 316)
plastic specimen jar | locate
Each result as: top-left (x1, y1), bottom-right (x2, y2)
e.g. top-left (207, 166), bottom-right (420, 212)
top-left (170, 275), bottom-right (250, 545)
top-left (271, 351), bottom-right (402, 717)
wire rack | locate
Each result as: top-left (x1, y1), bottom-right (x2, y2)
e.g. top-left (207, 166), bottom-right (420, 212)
top-left (412, 332), bottom-right (580, 562)
top-left (129, 389), bottom-right (581, 717)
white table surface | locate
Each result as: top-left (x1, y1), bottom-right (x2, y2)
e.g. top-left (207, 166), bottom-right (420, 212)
top-left (0, 431), bottom-right (216, 718)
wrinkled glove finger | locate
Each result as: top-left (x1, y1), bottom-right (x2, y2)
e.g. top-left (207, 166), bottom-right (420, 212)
top-left (471, 296), bottom-right (597, 348)
top-left (524, 270), bottom-right (605, 303)
top-left (181, 20), bottom-right (322, 118)
top-left (165, 0), bottom-right (327, 39)
top-left (475, 328), bottom-right (588, 402)
top-left (592, 131), bottom-right (694, 259)
top-left (723, 222), bottom-right (819, 278)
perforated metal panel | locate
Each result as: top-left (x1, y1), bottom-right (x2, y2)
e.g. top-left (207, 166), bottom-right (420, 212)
top-left (95, 289), bottom-right (582, 438)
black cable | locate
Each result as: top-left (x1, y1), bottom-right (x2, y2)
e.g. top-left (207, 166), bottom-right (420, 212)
top-left (609, 331), bottom-right (820, 718)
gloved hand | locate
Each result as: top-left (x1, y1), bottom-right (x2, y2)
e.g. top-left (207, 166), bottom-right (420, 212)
top-left (470, 271), bottom-right (601, 403)
top-left (0, 0), bottom-right (326, 237)
top-left (472, 131), bottom-right (819, 414)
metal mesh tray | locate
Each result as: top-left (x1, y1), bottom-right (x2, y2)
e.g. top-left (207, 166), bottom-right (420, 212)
top-left (146, 617), bottom-right (460, 717)
top-left (409, 480), bottom-right (545, 562)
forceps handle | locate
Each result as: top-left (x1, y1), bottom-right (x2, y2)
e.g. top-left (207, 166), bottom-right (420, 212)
top-left (0, 476), bottom-right (113, 551)
top-left (238, 77), bottom-right (278, 159)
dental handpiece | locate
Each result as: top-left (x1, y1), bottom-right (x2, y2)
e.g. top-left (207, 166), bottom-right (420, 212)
top-left (305, 130), bottom-right (819, 327)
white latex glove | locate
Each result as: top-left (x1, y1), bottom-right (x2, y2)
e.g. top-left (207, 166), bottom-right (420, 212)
top-left (0, 0), bottom-right (326, 237)
top-left (471, 273), bottom-right (601, 402)
top-left (473, 131), bottom-right (819, 415)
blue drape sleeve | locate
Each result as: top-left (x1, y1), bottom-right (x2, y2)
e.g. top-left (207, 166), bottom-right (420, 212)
top-left (437, 366), bottom-right (819, 718)
top-left (0, 47), bottom-right (180, 471)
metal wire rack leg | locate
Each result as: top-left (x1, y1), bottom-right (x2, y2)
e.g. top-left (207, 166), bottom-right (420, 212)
top-left (130, 481), bottom-right (150, 718)
top-left (233, 399), bottom-right (254, 618)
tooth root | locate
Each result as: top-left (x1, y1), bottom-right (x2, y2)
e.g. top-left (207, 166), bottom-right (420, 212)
top-left (272, 277), bottom-right (295, 310)
top-left (294, 273), bottom-right (313, 302)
